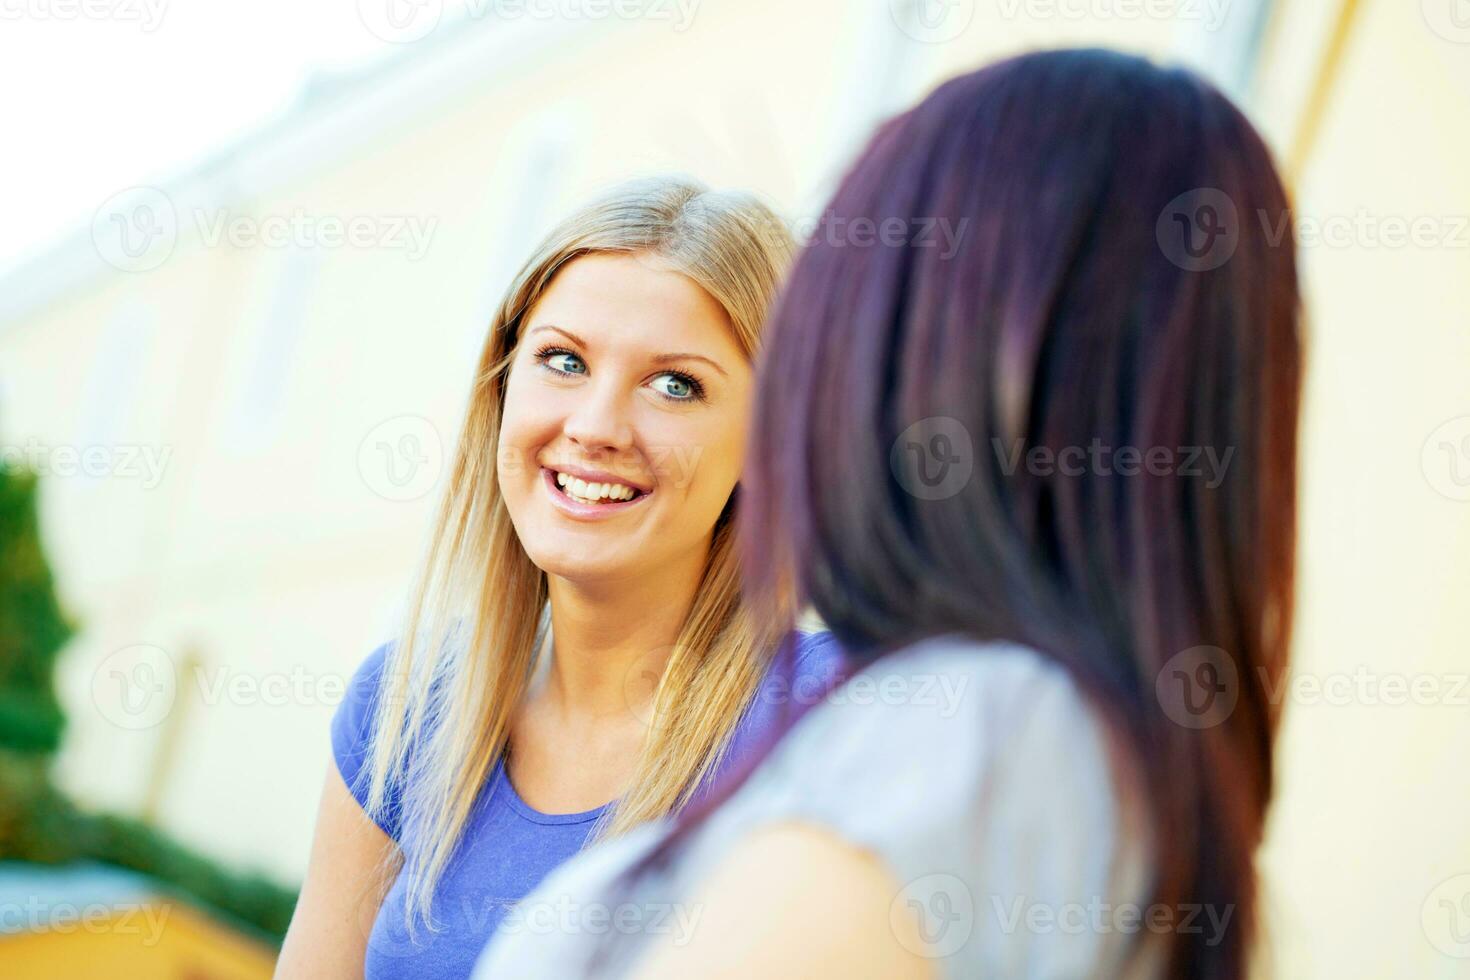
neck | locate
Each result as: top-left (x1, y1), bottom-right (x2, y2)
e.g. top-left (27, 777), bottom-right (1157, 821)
top-left (541, 537), bottom-right (712, 720)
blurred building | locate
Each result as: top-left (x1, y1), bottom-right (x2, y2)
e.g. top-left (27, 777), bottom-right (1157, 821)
top-left (0, 1), bottom-right (1465, 976)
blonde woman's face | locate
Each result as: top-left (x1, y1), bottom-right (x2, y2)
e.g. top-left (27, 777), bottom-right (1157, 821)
top-left (497, 253), bottom-right (753, 584)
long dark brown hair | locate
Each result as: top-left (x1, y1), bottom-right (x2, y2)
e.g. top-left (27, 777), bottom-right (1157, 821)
top-left (625, 49), bottom-right (1302, 979)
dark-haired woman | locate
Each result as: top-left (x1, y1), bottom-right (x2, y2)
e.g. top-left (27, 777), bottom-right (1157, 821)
top-left (474, 48), bottom-right (1301, 980)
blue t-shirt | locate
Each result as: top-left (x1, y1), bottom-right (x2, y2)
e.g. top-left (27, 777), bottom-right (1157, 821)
top-left (331, 629), bottom-right (843, 980)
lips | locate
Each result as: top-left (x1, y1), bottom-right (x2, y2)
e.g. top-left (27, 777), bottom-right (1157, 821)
top-left (547, 462), bottom-right (653, 496)
top-left (540, 467), bottom-right (652, 518)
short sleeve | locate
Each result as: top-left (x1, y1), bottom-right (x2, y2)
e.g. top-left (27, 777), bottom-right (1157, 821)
top-left (330, 641), bottom-right (403, 841)
top-left (732, 637), bottom-right (1158, 977)
top-left (708, 629), bottom-right (848, 785)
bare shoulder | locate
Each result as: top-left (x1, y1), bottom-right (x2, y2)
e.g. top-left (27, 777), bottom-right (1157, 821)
top-left (273, 766), bottom-right (400, 980)
top-left (631, 821), bottom-right (935, 980)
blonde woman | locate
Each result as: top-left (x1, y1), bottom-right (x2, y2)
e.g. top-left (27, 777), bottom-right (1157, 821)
top-left (275, 177), bottom-right (841, 980)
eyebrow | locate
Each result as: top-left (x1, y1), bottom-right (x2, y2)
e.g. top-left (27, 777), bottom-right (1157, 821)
top-left (526, 324), bottom-right (729, 378)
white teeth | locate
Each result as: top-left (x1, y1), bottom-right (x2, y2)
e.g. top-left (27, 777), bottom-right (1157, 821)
top-left (554, 471), bottom-right (639, 503)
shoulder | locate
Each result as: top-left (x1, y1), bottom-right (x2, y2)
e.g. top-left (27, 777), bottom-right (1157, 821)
top-left (332, 641), bottom-right (394, 747)
top-left (702, 629), bottom-right (845, 789)
top-left (789, 627), bottom-right (846, 688)
top-left (330, 640), bottom-right (402, 839)
top-left (763, 634), bottom-right (1120, 823)
top-left (751, 636), bottom-right (1148, 886)
top-left (721, 635), bottom-right (1155, 973)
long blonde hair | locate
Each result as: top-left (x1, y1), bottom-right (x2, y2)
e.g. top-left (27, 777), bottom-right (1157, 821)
top-left (361, 176), bottom-right (795, 934)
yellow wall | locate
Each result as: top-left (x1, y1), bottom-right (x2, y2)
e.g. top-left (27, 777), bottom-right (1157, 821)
top-left (1253, 2), bottom-right (1470, 977)
top-left (0, 1), bottom-right (1463, 975)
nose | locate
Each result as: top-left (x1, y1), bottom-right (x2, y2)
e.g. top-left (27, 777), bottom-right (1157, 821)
top-left (561, 375), bottom-right (636, 454)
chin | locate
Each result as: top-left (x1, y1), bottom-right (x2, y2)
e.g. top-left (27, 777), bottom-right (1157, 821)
top-left (523, 543), bottom-right (627, 583)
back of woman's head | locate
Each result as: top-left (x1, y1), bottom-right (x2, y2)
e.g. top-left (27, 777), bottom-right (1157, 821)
top-left (740, 49), bottom-right (1301, 977)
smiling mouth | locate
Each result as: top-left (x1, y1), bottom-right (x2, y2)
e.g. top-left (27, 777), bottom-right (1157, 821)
top-left (544, 468), bottom-right (651, 507)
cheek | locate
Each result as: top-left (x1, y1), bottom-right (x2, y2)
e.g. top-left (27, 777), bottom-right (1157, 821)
top-left (668, 413), bottom-right (750, 513)
top-left (497, 379), bottom-right (559, 493)
top-left (500, 372), bottom-right (557, 448)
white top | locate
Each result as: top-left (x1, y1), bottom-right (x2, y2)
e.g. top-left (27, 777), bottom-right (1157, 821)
top-left (473, 634), bottom-right (1162, 978)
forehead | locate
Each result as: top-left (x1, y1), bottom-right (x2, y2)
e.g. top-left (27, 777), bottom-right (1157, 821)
top-left (524, 252), bottom-right (740, 359)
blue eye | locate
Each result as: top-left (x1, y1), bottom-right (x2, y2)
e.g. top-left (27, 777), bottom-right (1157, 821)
top-left (537, 347), bottom-right (587, 375)
top-left (651, 372), bottom-right (705, 401)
